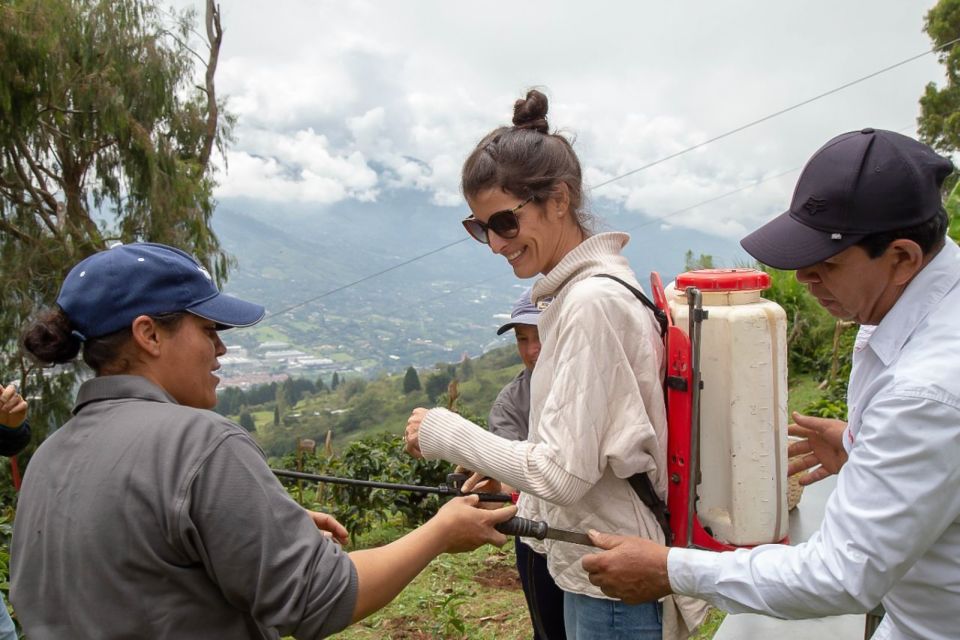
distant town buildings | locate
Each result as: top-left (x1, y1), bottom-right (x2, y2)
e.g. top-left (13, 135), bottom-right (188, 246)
top-left (217, 341), bottom-right (342, 390)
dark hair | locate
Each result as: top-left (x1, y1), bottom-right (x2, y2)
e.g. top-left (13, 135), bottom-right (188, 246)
top-left (22, 308), bottom-right (187, 375)
top-left (856, 207), bottom-right (949, 258)
top-left (462, 89), bottom-right (592, 233)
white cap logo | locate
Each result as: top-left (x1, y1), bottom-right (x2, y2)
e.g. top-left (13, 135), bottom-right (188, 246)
top-left (197, 265), bottom-right (212, 280)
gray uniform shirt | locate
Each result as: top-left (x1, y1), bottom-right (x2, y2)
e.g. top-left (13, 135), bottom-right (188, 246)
top-left (11, 375), bottom-right (357, 639)
top-left (488, 368), bottom-right (531, 441)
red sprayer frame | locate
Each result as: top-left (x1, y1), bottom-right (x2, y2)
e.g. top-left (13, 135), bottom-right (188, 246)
top-left (650, 272), bottom-right (787, 551)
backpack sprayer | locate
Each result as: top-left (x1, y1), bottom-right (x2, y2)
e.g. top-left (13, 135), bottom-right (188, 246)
top-left (651, 269), bottom-right (790, 550)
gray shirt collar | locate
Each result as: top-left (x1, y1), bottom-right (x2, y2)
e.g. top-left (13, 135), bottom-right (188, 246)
top-left (74, 375), bottom-right (179, 415)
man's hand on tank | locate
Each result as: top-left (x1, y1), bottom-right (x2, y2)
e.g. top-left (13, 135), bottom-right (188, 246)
top-left (788, 412), bottom-right (849, 485)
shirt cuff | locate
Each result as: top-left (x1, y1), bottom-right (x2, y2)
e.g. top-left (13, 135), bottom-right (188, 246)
top-left (842, 424), bottom-right (855, 454)
top-left (667, 546), bottom-right (721, 598)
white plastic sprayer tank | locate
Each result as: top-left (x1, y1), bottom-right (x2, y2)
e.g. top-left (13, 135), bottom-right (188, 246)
top-left (669, 268), bottom-right (789, 546)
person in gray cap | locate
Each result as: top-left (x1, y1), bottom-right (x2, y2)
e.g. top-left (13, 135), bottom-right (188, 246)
top-left (488, 288), bottom-right (542, 442)
top-left (12, 242), bottom-right (515, 640)
top-left (480, 289), bottom-right (566, 640)
top-left (581, 128), bottom-right (960, 640)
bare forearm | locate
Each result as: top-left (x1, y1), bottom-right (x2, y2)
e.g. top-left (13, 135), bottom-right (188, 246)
top-left (347, 519), bottom-right (446, 622)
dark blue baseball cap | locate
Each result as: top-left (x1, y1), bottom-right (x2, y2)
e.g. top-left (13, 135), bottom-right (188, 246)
top-left (741, 128), bottom-right (953, 270)
top-left (56, 242), bottom-right (265, 340)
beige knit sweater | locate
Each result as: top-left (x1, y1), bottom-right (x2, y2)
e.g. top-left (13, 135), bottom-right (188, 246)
top-left (418, 233), bottom-right (707, 639)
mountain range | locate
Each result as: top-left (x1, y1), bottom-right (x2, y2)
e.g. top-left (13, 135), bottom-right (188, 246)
top-left (212, 189), bottom-right (746, 376)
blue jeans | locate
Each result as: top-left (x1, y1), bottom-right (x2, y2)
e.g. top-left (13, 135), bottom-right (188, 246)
top-left (563, 592), bottom-right (661, 640)
top-left (0, 590), bottom-right (16, 640)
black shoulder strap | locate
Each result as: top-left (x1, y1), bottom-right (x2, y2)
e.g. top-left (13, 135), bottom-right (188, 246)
top-left (594, 273), bottom-right (673, 544)
top-left (627, 473), bottom-right (673, 545)
top-left (593, 274), bottom-right (667, 338)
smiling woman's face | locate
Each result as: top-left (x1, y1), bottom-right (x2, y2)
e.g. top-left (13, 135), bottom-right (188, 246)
top-left (466, 188), bottom-right (582, 278)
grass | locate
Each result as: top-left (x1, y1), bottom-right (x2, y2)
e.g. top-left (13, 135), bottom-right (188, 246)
top-left (316, 527), bottom-right (530, 640)
top-left (788, 374), bottom-right (823, 415)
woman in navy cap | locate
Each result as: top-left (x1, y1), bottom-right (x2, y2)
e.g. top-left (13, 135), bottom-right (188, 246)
top-left (12, 242), bottom-right (515, 640)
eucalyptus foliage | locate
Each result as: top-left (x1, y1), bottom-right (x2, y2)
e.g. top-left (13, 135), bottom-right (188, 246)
top-left (920, 0), bottom-right (960, 158)
top-left (0, 0), bottom-right (232, 448)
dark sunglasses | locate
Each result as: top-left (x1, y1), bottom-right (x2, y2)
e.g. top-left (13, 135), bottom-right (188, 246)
top-left (461, 196), bottom-right (534, 244)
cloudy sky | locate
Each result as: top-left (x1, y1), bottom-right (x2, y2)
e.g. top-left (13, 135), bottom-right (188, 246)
top-left (199, 0), bottom-right (944, 243)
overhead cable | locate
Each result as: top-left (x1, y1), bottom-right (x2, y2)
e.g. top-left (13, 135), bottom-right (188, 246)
top-left (253, 42), bottom-right (954, 320)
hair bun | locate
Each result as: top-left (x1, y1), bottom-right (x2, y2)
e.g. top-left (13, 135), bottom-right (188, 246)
top-left (512, 89), bottom-right (549, 134)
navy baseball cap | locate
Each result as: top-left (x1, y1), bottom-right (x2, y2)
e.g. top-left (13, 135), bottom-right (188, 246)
top-left (741, 128), bottom-right (953, 270)
top-left (56, 242), bottom-right (265, 340)
top-left (496, 288), bottom-right (540, 335)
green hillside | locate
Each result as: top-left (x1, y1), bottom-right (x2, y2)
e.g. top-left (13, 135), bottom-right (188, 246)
top-left (221, 344), bottom-right (525, 460)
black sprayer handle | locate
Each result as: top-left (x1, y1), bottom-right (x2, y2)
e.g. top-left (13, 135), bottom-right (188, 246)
top-left (496, 516), bottom-right (548, 540)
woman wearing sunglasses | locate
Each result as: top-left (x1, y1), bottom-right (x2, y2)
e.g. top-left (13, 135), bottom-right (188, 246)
top-left (404, 90), bottom-right (705, 640)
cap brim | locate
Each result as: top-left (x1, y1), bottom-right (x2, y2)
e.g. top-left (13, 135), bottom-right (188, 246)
top-left (496, 312), bottom-right (540, 335)
top-left (188, 293), bottom-right (265, 329)
top-left (740, 210), bottom-right (864, 270)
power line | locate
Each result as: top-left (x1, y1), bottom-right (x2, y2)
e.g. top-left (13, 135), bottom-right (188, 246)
top-left (588, 38), bottom-right (959, 191)
top-left (622, 167), bottom-right (800, 233)
top-left (263, 236), bottom-right (468, 319)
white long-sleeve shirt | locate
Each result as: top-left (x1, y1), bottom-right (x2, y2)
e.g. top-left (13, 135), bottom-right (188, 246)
top-left (668, 240), bottom-right (960, 640)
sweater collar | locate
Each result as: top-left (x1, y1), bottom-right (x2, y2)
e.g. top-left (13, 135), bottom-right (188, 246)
top-left (531, 232), bottom-right (631, 302)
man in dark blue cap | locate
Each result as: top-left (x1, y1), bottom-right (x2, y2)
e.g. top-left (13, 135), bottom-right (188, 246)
top-left (581, 129), bottom-right (960, 640)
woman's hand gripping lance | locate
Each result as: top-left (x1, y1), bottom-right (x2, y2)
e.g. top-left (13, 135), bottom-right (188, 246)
top-left (271, 470), bottom-right (597, 546)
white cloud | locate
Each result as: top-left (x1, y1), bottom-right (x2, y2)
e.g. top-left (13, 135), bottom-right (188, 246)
top-left (218, 129), bottom-right (378, 203)
top-left (200, 0), bottom-right (943, 233)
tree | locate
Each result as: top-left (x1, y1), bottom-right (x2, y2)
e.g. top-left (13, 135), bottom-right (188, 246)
top-left (458, 356), bottom-right (474, 381)
top-left (919, 0), bottom-right (960, 244)
top-left (330, 372), bottom-right (340, 390)
top-left (238, 411), bottom-right (255, 432)
top-left (0, 0), bottom-right (232, 445)
top-left (402, 366), bottom-right (421, 393)
top-left (424, 371), bottom-right (453, 404)
top-left (275, 384), bottom-right (287, 421)
top-left (683, 250), bottom-right (715, 271)
top-left (283, 378), bottom-right (299, 408)
top-left (919, 0), bottom-right (960, 155)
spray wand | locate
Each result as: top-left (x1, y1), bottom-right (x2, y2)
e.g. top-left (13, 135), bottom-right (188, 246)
top-left (271, 469), bottom-right (596, 546)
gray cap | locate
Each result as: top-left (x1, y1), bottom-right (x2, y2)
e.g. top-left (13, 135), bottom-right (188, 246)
top-left (496, 288), bottom-right (540, 335)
